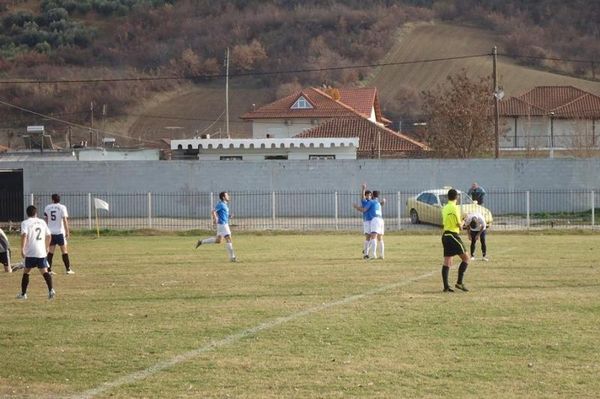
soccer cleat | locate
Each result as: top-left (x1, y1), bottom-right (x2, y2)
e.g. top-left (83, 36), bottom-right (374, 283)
top-left (195, 240), bottom-right (202, 249)
top-left (66, 269), bottom-right (75, 275)
top-left (363, 255), bottom-right (369, 260)
top-left (16, 293), bottom-right (27, 300)
top-left (48, 289), bottom-right (56, 299)
top-left (482, 257), bottom-right (489, 262)
top-left (455, 283), bottom-right (469, 292)
top-left (443, 287), bottom-right (454, 293)
top-left (470, 256), bottom-right (476, 261)
top-left (230, 257), bottom-right (237, 263)
top-left (49, 270), bottom-right (57, 275)
top-left (11, 262), bottom-right (24, 271)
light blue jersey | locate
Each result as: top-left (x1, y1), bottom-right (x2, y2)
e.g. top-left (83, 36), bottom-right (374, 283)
top-left (361, 198), bottom-right (370, 221)
top-left (215, 201), bottom-right (229, 225)
top-left (364, 199), bottom-right (382, 221)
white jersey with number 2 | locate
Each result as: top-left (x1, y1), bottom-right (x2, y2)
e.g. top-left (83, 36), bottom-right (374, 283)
top-left (21, 217), bottom-right (51, 258)
top-left (44, 203), bottom-right (69, 235)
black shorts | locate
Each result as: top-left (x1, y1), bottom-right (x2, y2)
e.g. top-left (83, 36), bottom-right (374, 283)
top-left (442, 231), bottom-right (466, 257)
top-left (0, 251), bottom-right (8, 266)
top-left (50, 234), bottom-right (66, 246)
top-left (25, 257), bottom-right (49, 269)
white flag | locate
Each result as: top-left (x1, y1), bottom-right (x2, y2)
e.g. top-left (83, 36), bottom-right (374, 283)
top-left (94, 198), bottom-right (109, 211)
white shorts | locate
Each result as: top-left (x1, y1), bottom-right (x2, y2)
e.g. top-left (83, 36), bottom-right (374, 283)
top-left (217, 224), bottom-right (232, 237)
top-left (370, 217), bottom-right (385, 235)
top-left (363, 221), bottom-right (371, 235)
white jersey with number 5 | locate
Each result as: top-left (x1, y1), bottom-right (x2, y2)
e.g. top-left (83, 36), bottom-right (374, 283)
top-left (44, 203), bottom-right (69, 235)
top-left (21, 217), bottom-right (51, 258)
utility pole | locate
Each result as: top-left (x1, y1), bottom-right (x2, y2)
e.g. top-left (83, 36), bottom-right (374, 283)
top-left (90, 101), bottom-right (94, 147)
top-left (493, 46), bottom-right (500, 159)
top-left (225, 47), bottom-right (230, 139)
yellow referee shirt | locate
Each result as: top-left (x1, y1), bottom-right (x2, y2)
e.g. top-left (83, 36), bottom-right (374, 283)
top-left (442, 200), bottom-right (461, 233)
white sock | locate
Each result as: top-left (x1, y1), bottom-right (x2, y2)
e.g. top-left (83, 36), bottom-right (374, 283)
top-left (368, 239), bottom-right (377, 258)
top-left (201, 237), bottom-right (217, 244)
top-left (226, 242), bottom-right (236, 259)
top-left (378, 241), bottom-right (385, 258)
top-left (363, 240), bottom-right (369, 254)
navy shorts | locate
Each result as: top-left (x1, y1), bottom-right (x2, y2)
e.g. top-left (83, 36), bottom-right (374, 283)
top-left (25, 257), bottom-right (49, 269)
top-left (50, 234), bottom-right (66, 246)
top-left (0, 251), bottom-right (8, 266)
top-left (442, 231), bottom-right (466, 257)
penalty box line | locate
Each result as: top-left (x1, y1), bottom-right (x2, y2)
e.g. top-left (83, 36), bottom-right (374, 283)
top-left (72, 270), bottom-right (435, 399)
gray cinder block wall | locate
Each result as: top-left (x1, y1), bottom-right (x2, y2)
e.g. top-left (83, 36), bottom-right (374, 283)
top-left (2, 159), bottom-right (599, 218)
top-left (2, 158), bottom-right (599, 193)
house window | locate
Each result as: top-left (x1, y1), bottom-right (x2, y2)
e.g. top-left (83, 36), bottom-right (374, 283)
top-left (220, 156), bottom-right (242, 160)
top-left (265, 155), bottom-right (288, 160)
top-left (309, 155), bottom-right (336, 160)
top-left (291, 96), bottom-right (313, 109)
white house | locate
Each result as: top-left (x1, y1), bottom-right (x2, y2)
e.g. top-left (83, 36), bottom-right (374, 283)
top-left (240, 87), bottom-right (391, 139)
top-left (499, 86), bottom-right (600, 152)
top-left (170, 137), bottom-right (359, 160)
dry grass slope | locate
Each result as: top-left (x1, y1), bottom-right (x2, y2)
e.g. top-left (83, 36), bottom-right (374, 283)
top-left (367, 22), bottom-right (600, 104)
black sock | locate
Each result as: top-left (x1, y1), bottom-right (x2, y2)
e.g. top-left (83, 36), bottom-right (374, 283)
top-left (458, 262), bottom-right (468, 284)
top-left (62, 254), bottom-right (71, 271)
top-left (21, 273), bottom-right (30, 295)
top-left (47, 252), bottom-right (54, 267)
top-left (43, 272), bottom-right (53, 291)
top-left (442, 266), bottom-right (450, 289)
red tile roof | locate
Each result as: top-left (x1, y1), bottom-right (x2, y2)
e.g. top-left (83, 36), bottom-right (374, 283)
top-left (241, 87), bottom-right (388, 123)
top-left (498, 97), bottom-right (546, 117)
top-left (500, 86), bottom-right (600, 118)
top-left (294, 117), bottom-right (428, 158)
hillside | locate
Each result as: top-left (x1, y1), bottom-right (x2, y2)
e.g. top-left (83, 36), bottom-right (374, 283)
top-left (368, 22), bottom-right (600, 116)
top-left (125, 21), bottom-right (600, 141)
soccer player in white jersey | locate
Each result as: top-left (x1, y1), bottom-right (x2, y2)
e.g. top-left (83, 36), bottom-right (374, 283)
top-left (17, 205), bottom-right (55, 300)
top-left (195, 191), bottom-right (237, 262)
top-left (44, 194), bottom-right (74, 274)
top-left (1, 227), bottom-right (12, 272)
top-left (463, 212), bottom-right (488, 261)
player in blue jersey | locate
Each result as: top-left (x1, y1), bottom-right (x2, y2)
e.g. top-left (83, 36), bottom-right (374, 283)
top-left (370, 190), bottom-right (386, 259)
top-left (195, 191), bottom-right (237, 262)
top-left (353, 188), bottom-right (386, 260)
top-left (359, 184), bottom-right (373, 257)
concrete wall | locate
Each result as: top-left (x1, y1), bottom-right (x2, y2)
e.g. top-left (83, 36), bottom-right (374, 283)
top-left (2, 158), bottom-right (599, 222)
top-left (2, 158), bottom-right (600, 195)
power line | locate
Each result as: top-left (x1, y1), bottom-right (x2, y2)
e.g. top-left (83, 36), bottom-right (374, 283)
top-left (498, 53), bottom-right (597, 64)
top-left (0, 53), bottom-right (490, 85)
top-left (0, 97), bottom-right (161, 144)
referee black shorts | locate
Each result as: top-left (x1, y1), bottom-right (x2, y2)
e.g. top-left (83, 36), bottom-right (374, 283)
top-left (442, 231), bottom-right (466, 257)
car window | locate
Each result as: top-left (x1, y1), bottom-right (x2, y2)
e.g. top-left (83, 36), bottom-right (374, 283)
top-left (439, 192), bottom-right (473, 205)
top-left (416, 193), bottom-right (427, 203)
top-left (461, 194), bottom-right (474, 204)
top-left (426, 193), bottom-right (439, 205)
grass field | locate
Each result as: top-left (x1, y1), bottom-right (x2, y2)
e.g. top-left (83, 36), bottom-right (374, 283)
top-left (1, 232), bottom-right (599, 398)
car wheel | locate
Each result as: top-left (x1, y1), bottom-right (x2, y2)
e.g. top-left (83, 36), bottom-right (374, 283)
top-left (410, 209), bottom-right (420, 224)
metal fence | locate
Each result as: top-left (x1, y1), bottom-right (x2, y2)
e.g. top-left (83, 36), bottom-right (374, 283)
top-left (2, 190), bottom-right (597, 231)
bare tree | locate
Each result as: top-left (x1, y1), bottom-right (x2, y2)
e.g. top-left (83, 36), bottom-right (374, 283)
top-left (422, 71), bottom-right (495, 158)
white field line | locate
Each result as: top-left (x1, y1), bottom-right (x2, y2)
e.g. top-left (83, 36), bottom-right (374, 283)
top-left (71, 270), bottom-right (435, 399)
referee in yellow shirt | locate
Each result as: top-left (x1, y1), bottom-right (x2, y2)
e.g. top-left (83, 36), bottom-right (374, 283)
top-left (441, 188), bottom-right (470, 292)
